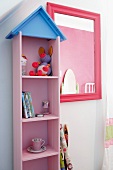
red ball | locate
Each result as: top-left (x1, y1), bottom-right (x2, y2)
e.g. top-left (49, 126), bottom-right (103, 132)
top-left (40, 53), bottom-right (46, 58)
top-left (32, 62), bottom-right (39, 68)
top-left (29, 71), bottom-right (35, 76)
top-left (43, 66), bottom-right (49, 72)
top-left (37, 70), bottom-right (43, 76)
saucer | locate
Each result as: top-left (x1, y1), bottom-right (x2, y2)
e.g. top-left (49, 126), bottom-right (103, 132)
top-left (27, 146), bottom-right (46, 153)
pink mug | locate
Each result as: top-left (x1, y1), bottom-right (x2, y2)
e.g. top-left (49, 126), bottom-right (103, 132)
top-left (32, 138), bottom-right (45, 151)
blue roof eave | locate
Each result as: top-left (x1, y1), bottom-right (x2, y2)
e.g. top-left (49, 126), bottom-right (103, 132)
top-left (5, 6), bottom-right (67, 42)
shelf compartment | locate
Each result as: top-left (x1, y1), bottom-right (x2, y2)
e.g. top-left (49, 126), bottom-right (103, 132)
top-left (22, 115), bottom-right (59, 122)
top-left (22, 145), bottom-right (58, 161)
top-left (22, 36), bottom-right (59, 77)
top-left (22, 119), bottom-right (59, 153)
top-left (22, 78), bottom-right (60, 117)
top-left (23, 155), bottom-right (59, 170)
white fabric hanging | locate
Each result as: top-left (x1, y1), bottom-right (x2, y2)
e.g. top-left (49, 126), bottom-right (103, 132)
top-left (102, 1), bottom-right (113, 170)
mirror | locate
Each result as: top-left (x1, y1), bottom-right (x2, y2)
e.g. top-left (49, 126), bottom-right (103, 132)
top-left (62, 69), bottom-right (77, 94)
top-left (47, 3), bottom-right (101, 102)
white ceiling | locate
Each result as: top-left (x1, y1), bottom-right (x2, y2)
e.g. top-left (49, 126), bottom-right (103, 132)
top-left (0, 0), bottom-right (23, 24)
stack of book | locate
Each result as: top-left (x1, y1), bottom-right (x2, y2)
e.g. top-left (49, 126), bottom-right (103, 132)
top-left (22, 91), bottom-right (35, 118)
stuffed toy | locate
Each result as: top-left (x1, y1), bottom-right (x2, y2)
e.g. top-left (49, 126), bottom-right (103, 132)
top-left (29, 46), bottom-right (53, 76)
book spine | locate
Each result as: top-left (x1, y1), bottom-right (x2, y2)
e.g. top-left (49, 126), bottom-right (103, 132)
top-left (27, 92), bottom-right (35, 118)
top-left (22, 93), bottom-right (28, 118)
top-left (24, 92), bottom-right (32, 118)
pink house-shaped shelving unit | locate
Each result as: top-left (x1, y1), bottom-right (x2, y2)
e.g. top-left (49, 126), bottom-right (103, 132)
top-left (6, 5), bottom-right (66, 170)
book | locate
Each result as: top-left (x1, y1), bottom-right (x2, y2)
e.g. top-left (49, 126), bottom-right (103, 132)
top-left (22, 92), bottom-right (28, 118)
top-left (27, 92), bottom-right (35, 118)
top-left (22, 91), bottom-right (35, 118)
top-left (24, 92), bottom-right (32, 118)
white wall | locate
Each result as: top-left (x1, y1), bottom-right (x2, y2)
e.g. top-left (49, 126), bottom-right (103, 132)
top-left (0, 0), bottom-right (22, 18)
top-left (0, 0), bottom-right (106, 170)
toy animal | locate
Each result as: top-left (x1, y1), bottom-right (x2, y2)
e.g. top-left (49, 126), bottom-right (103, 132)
top-left (29, 46), bottom-right (53, 76)
top-left (37, 62), bottom-right (51, 76)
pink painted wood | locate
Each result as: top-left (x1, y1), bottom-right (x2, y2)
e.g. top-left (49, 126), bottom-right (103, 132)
top-left (23, 155), bottom-right (59, 170)
top-left (23, 158), bottom-right (48, 170)
top-left (22, 146), bottom-right (58, 161)
top-left (47, 2), bottom-right (101, 102)
top-left (13, 33), bottom-right (60, 170)
top-left (48, 37), bottom-right (60, 170)
top-left (13, 32), bottom-right (22, 170)
top-left (22, 115), bottom-right (59, 122)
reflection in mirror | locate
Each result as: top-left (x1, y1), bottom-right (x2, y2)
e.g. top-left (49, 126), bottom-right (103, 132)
top-left (55, 13), bottom-right (94, 31)
top-left (62, 69), bottom-right (77, 94)
top-left (47, 3), bottom-right (101, 102)
top-left (55, 13), bottom-right (95, 94)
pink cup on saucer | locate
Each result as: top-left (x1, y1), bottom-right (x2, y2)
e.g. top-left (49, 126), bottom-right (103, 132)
top-left (32, 138), bottom-right (45, 151)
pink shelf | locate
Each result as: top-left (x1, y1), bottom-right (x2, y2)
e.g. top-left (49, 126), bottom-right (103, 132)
top-left (22, 115), bottom-right (59, 122)
top-left (22, 76), bottom-right (59, 79)
top-left (22, 145), bottom-right (58, 161)
top-left (12, 33), bottom-right (60, 170)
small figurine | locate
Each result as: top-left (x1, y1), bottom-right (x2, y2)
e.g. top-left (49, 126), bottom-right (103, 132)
top-left (42, 100), bottom-right (50, 114)
top-left (29, 46), bottom-right (53, 76)
top-left (21, 55), bottom-right (27, 75)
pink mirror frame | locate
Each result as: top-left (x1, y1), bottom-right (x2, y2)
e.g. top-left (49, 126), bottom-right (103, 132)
top-left (47, 2), bottom-right (101, 102)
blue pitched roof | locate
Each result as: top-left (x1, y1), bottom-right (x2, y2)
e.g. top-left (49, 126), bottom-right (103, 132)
top-left (6, 6), bottom-right (66, 42)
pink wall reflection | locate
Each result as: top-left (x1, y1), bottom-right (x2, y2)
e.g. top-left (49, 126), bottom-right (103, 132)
top-left (59, 26), bottom-right (94, 93)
